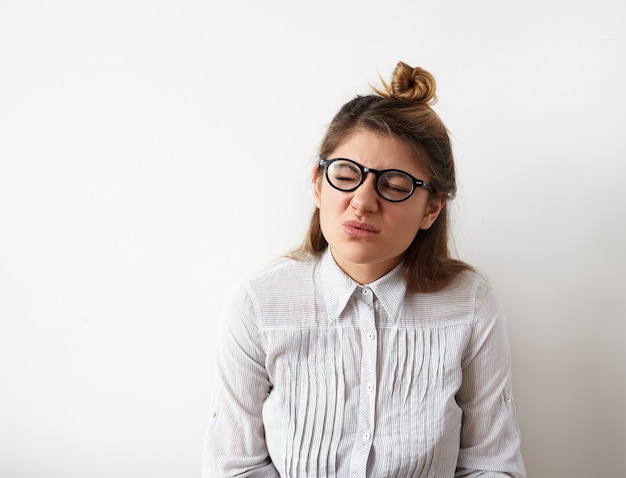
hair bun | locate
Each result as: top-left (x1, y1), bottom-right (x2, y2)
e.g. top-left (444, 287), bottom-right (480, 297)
top-left (375, 61), bottom-right (437, 105)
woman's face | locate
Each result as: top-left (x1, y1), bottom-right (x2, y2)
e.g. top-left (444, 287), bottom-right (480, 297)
top-left (314, 129), bottom-right (445, 285)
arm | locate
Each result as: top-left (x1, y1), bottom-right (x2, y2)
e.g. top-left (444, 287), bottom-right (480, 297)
top-left (455, 279), bottom-right (527, 478)
top-left (202, 286), bottom-right (279, 478)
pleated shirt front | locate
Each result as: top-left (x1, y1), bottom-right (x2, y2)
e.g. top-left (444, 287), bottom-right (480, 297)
top-left (203, 249), bottom-right (526, 478)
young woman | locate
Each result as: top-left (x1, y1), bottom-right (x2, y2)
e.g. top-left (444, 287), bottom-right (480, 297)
top-left (203, 61), bottom-right (526, 477)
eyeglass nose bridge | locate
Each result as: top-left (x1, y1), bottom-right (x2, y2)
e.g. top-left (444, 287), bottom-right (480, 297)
top-left (358, 166), bottom-right (379, 187)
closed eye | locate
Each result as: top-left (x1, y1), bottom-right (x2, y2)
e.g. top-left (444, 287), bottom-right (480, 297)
top-left (379, 176), bottom-right (412, 194)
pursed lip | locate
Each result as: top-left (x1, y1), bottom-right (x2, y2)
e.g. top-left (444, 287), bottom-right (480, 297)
top-left (342, 220), bottom-right (381, 238)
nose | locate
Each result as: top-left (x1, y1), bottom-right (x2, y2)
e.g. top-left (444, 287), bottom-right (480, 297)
top-left (350, 173), bottom-right (379, 214)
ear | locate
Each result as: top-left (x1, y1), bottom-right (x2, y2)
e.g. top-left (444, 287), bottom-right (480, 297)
top-left (419, 195), bottom-right (447, 230)
top-left (313, 167), bottom-right (322, 209)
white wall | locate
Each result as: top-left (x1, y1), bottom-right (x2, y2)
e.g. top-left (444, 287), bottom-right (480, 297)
top-left (1, 1), bottom-right (625, 477)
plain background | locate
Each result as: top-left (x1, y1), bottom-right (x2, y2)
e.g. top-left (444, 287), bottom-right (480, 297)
top-left (1, 0), bottom-right (625, 477)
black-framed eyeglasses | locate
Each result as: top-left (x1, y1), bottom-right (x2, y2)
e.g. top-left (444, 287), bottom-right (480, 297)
top-left (319, 158), bottom-right (434, 202)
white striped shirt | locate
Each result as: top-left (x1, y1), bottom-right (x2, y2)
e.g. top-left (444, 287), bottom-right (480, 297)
top-left (202, 249), bottom-right (526, 477)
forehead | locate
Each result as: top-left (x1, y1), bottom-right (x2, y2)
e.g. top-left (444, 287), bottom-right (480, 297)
top-left (328, 129), bottom-right (427, 177)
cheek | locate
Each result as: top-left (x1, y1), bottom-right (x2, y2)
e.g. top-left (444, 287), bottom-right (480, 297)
top-left (389, 203), bottom-right (420, 223)
top-left (318, 184), bottom-right (351, 211)
top-left (387, 206), bottom-right (425, 237)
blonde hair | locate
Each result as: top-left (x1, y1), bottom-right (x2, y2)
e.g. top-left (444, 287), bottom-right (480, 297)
top-left (293, 61), bottom-right (472, 292)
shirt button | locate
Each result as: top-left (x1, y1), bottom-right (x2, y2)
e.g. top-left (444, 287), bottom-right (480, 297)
top-left (362, 432), bottom-right (371, 440)
top-left (504, 396), bottom-right (512, 404)
top-left (362, 288), bottom-right (369, 295)
top-left (366, 383), bottom-right (374, 392)
top-left (366, 331), bottom-right (375, 340)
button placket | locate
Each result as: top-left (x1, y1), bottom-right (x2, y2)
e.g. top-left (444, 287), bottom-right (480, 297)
top-left (348, 287), bottom-right (377, 477)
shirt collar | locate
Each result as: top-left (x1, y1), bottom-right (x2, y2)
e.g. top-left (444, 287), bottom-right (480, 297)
top-left (319, 248), bottom-right (407, 321)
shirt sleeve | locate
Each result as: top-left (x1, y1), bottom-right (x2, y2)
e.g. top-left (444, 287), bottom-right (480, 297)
top-left (454, 278), bottom-right (527, 478)
top-left (202, 285), bottom-right (280, 478)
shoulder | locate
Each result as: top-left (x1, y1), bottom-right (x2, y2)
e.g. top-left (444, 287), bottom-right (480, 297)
top-left (401, 270), bottom-right (498, 327)
top-left (436, 269), bottom-right (498, 307)
top-left (244, 255), bottom-right (319, 293)
top-left (222, 255), bottom-right (321, 323)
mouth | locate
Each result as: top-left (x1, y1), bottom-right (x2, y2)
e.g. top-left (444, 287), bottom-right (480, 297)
top-left (342, 220), bottom-right (381, 239)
